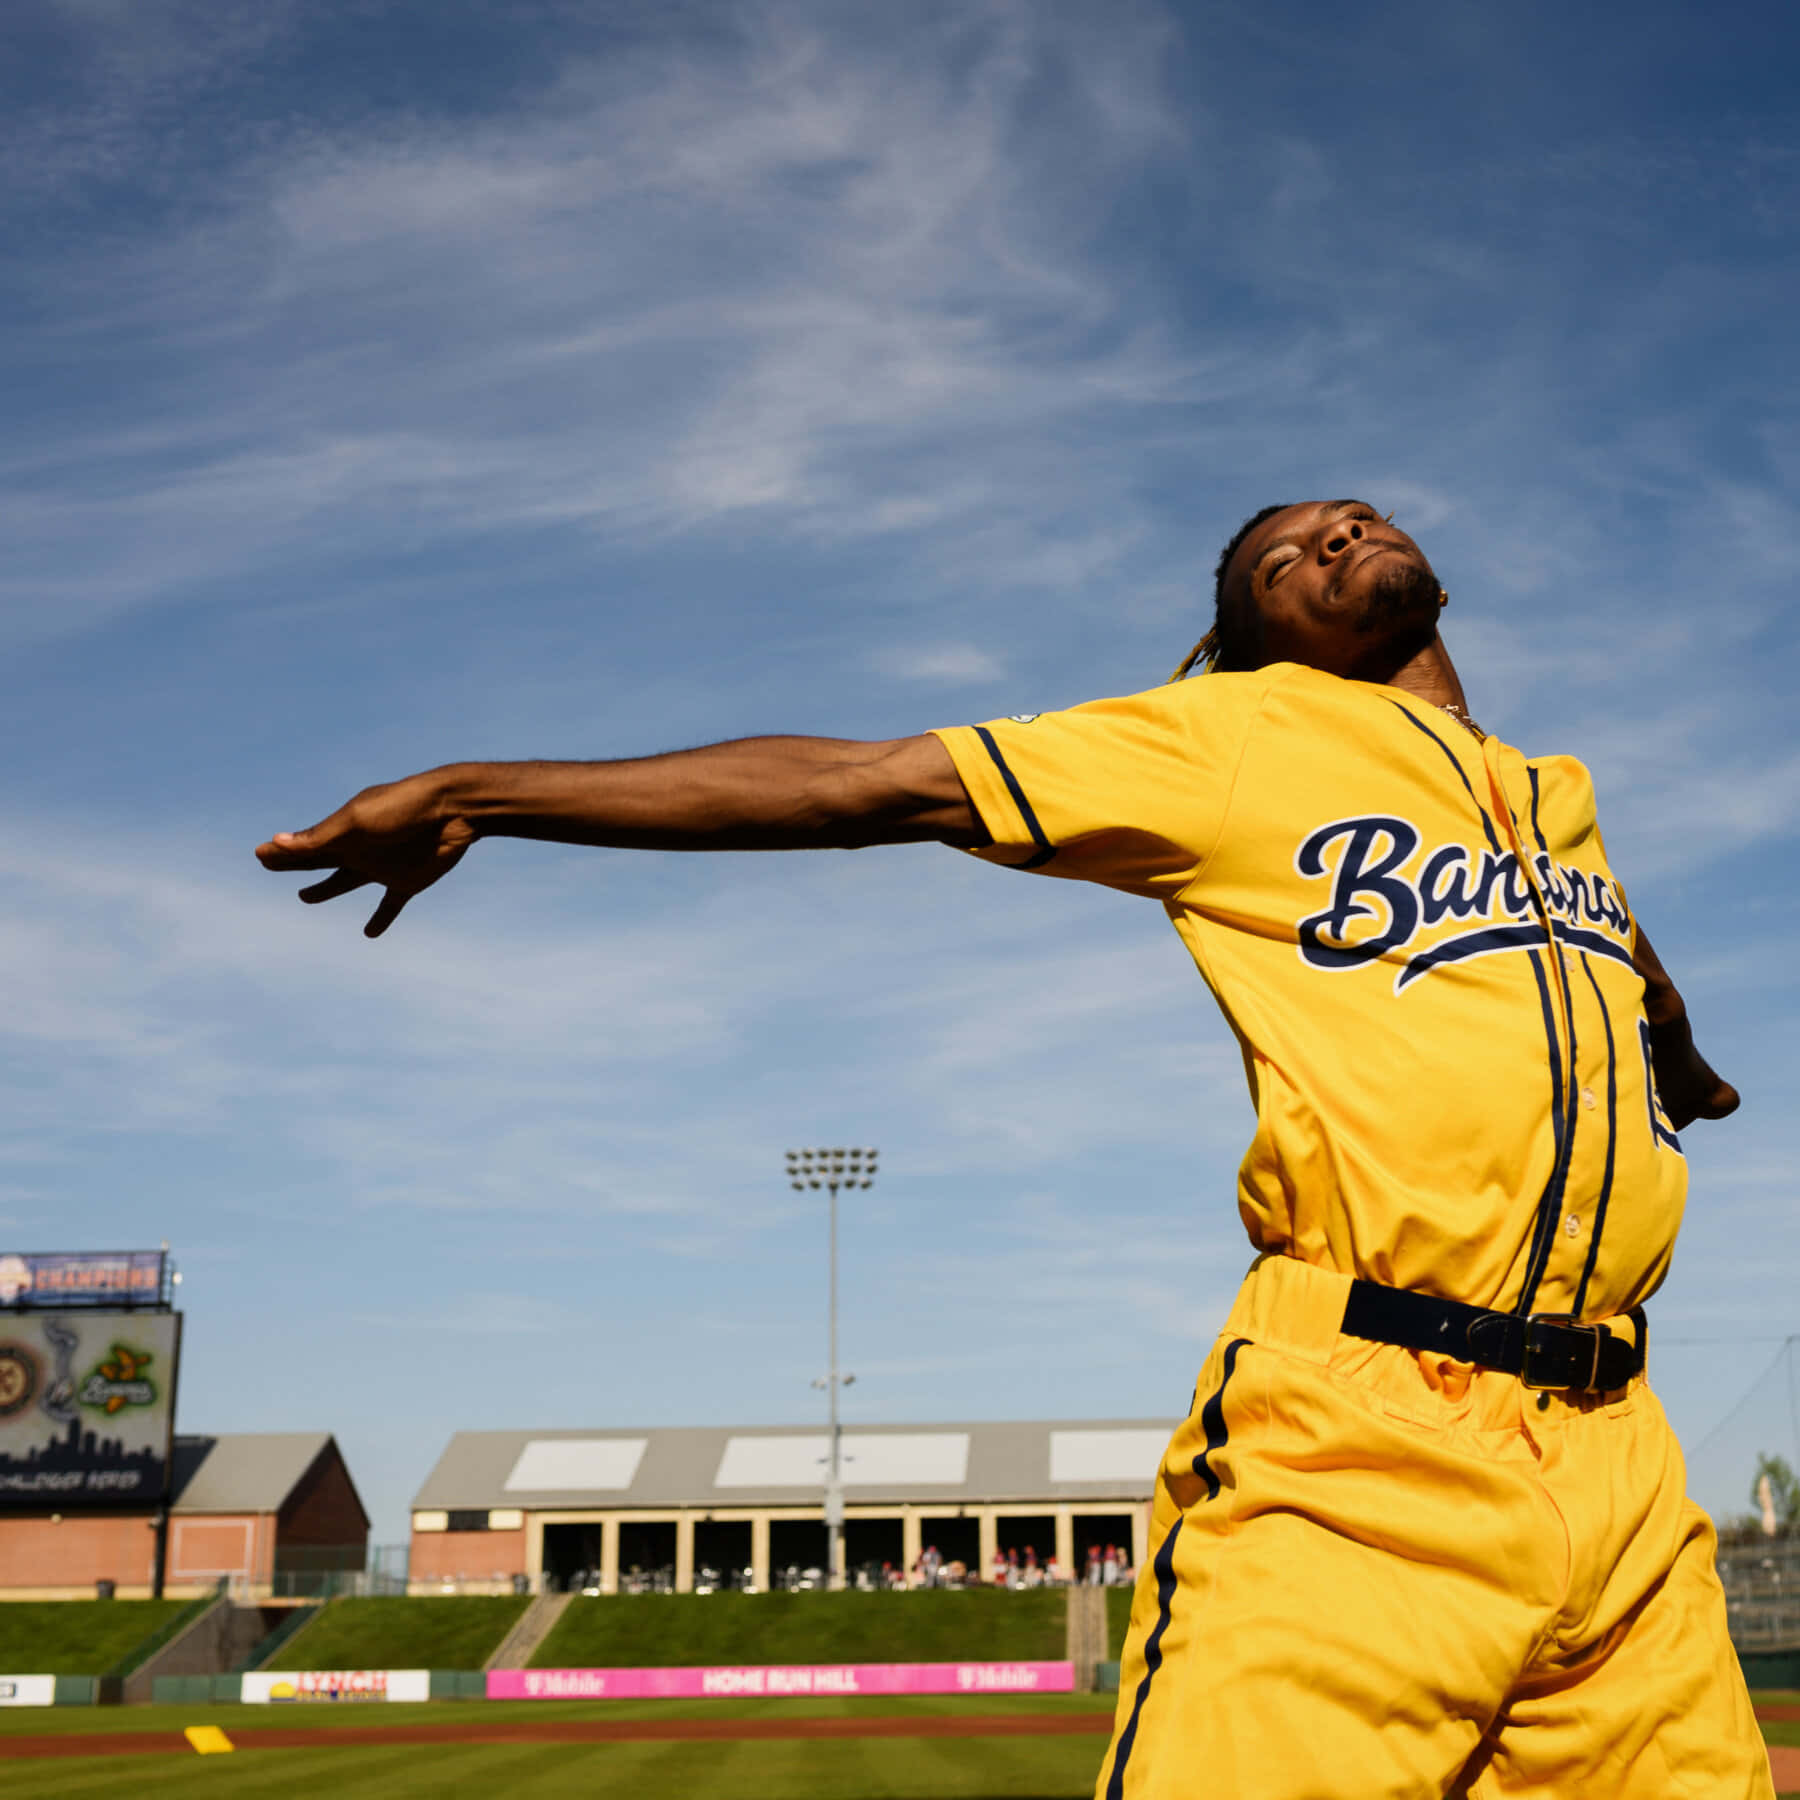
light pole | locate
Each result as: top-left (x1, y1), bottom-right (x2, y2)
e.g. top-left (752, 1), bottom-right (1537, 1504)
top-left (786, 1146), bottom-right (877, 1591)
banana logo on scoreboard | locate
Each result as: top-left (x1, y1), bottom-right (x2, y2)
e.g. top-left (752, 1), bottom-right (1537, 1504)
top-left (77, 1343), bottom-right (157, 1416)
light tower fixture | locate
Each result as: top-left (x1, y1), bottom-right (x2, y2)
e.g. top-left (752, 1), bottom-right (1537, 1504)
top-left (785, 1147), bottom-right (878, 1590)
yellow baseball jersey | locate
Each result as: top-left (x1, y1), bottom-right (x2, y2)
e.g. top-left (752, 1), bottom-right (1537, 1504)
top-left (931, 661), bottom-right (1687, 1320)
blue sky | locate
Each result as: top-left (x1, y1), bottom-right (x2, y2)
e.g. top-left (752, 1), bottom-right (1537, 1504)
top-left (3, 0), bottom-right (1796, 1543)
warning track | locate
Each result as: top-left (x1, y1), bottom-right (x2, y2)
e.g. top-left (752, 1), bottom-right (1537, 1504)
top-left (0, 1709), bottom-right (1117, 1760)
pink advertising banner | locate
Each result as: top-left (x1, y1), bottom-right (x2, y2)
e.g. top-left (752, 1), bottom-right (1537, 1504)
top-left (487, 1661), bottom-right (1075, 1701)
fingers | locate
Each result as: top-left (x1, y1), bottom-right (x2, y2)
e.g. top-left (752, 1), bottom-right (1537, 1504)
top-left (256, 825), bottom-right (339, 870)
top-left (291, 865), bottom-right (414, 937)
top-left (363, 889), bottom-right (412, 939)
top-left (1702, 1081), bottom-right (1741, 1121)
top-left (298, 869), bottom-right (373, 905)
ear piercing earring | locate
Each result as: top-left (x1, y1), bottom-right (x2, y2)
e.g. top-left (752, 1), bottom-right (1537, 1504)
top-left (1438, 590), bottom-right (1449, 609)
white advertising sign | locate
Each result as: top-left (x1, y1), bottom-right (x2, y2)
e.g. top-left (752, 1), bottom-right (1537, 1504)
top-left (243, 1669), bottom-right (430, 1704)
top-left (0, 1676), bottom-right (56, 1707)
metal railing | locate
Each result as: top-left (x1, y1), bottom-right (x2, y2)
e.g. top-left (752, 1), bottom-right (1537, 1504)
top-left (1718, 1536), bottom-right (1800, 1648)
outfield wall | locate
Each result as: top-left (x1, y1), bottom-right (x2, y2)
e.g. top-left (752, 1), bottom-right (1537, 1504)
top-left (147, 1659), bottom-right (1076, 1705)
top-left (494, 1661), bottom-right (1074, 1699)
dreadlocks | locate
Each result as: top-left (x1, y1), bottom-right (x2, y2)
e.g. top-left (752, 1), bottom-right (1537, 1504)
top-left (1167, 502), bottom-right (1294, 683)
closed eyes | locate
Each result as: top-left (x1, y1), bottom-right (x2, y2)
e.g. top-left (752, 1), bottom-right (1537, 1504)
top-left (1259, 504), bottom-right (1389, 586)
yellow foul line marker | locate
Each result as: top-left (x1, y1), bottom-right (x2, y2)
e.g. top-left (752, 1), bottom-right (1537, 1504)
top-left (184, 1725), bottom-right (235, 1755)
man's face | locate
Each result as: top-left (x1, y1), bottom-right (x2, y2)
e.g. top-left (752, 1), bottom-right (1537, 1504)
top-left (1224, 499), bottom-right (1442, 678)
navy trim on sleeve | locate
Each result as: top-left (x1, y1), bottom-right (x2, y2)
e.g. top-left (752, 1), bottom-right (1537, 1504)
top-left (972, 726), bottom-right (1055, 870)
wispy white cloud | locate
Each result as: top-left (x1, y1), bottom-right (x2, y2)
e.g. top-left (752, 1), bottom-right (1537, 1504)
top-left (0, 1), bottom-right (1213, 648)
top-left (5, 0), bottom-right (298, 195)
top-left (4, 0), bottom-right (1797, 1540)
top-left (0, 815), bottom-right (1248, 1226)
top-left (871, 644), bottom-right (1006, 684)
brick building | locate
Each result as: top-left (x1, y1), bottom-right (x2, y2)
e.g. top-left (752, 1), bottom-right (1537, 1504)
top-left (0, 1432), bottom-right (368, 1600)
top-left (411, 1420), bottom-right (1166, 1595)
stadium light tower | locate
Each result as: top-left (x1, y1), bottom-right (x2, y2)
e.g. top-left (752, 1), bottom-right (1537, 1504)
top-left (786, 1146), bottom-right (877, 1591)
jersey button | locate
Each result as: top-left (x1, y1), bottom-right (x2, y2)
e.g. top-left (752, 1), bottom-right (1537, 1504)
top-left (1564, 1213), bottom-right (1582, 1238)
top-left (1580, 1086), bottom-right (1597, 1111)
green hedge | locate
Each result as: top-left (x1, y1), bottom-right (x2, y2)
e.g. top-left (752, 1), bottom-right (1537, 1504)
top-left (269, 1597), bottom-right (528, 1672)
top-left (531, 1589), bottom-right (1067, 1669)
top-left (0, 1600), bottom-right (190, 1676)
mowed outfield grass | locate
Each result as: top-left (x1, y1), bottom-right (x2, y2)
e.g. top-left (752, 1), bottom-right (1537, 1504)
top-left (271, 1597), bottom-right (529, 1671)
top-left (0, 1600), bottom-right (191, 1675)
top-left (0, 1695), bottom-right (1117, 1799)
top-left (1756, 1689), bottom-right (1800, 1748)
top-left (1, 1698), bottom-right (1794, 1798)
top-left (531, 1591), bottom-right (1067, 1669)
top-left (6, 1737), bottom-right (1104, 1798)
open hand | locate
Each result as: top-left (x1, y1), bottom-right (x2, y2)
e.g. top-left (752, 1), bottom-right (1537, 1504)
top-left (255, 770), bottom-right (477, 938)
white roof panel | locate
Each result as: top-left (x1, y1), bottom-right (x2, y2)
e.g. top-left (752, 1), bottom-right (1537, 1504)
top-left (1049, 1429), bottom-right (1168, 1485)
top-left (504, 1437), bottom-right (647, 1492)
top-left (414, 1418), bottom-right (1173, 1509)
top-left (714, 1432), bottom-right (970, 1489)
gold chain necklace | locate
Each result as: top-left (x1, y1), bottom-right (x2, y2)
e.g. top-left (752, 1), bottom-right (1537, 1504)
top-left (1438, 702), bottom-right (1486, 741)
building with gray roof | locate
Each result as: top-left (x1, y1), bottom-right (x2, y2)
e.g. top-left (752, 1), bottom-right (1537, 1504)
top-left (411, 1420), bottom-right (1172, 1595)
top-left (162, 1432), bottom-right (369, 1599)
top-left (0, 1432), bottom-right (367, 1602)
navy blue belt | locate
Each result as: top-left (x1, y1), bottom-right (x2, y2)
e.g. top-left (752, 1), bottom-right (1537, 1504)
top-left (1342, 1280), bottom-right (1646, 1392)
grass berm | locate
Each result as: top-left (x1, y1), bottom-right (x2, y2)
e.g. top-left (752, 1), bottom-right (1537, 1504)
top-left (271, 1596), bottom-right (530, 1671)
top-left (0, 1599), bottom-right (191, 1676)
top-left (531, 1589), bottom-right (1069, 1669)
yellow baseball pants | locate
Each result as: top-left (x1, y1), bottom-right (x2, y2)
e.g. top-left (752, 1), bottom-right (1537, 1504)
top-left (1097, 1254), bottom-right (1771, 1798)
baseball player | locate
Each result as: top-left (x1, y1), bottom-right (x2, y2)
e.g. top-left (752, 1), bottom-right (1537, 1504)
top-left (258, 498), bottom-right (1760, 1796)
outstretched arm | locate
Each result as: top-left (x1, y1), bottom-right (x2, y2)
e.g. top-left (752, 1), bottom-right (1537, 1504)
top-left (256, 734), bottom-right (982, 938)
top-left (1633, 924), bottom-right (1739, 1131)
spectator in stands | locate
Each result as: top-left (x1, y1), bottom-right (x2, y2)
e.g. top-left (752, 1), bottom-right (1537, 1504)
top-left (991, 1546), bottom-right (1009, 1585)
top-left (1102, 1544), bottom-right (1119, 1585)
top-left (1085, 1542), bottom-right (1103, 1584)
top-left (1022, 1545), bottom-right (1041, 1587)
top-left (921, 1542), bottom-right (942, 1588)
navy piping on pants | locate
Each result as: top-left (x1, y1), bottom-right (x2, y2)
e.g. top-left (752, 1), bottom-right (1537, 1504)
top-left (1193, 1337), bottom-right (1249, 1501)
top-left (1106, 1340), bottom-right (1249, 1798)
top-left (1104, 1518), bottom-right (1183, 1800)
